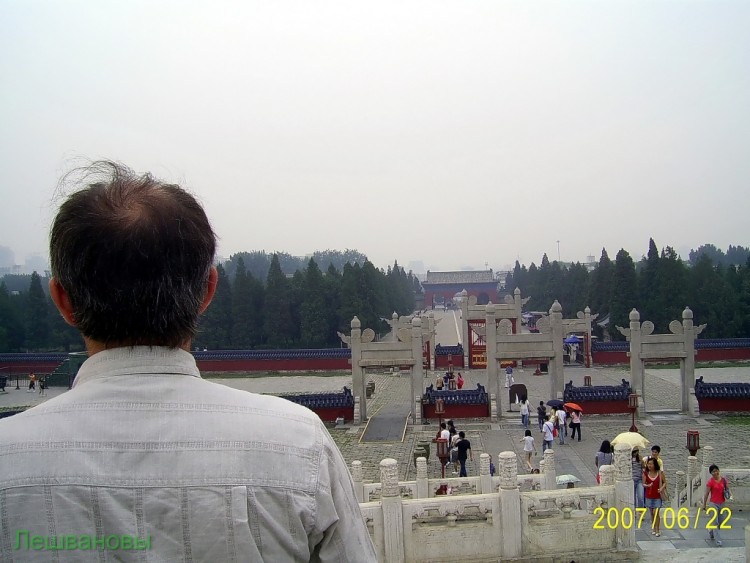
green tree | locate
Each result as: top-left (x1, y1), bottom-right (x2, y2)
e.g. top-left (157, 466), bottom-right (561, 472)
top-left (232, 257), bottom-right (265, 348)
top-left (300, 259), bottom-right (328, 347)
top-left (25, 271), bottom-right (49, 350)
top-left (588, 248), bottom-right (613, 318)
top-left (323, 264), bottom-right (343, 343)
top-left (610, 250), bottom-right (638, 340)
top-left (0, 282), bottom-right (24, 351)
top-left (264, 254), bottom-right (293, 347)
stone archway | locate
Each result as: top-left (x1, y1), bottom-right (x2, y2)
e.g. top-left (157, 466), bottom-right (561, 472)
top-left (340, 315), bottom-right (427, 424)
top-left (616, 307), bottom-right (705, 413)
top-left (486, 301), bottom-right (565, 419)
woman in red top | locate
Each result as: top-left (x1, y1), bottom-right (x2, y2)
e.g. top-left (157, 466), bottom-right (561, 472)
top-left (702, 464), bottom-right (730, 546)
top-left (643, 457), bottom-right (666, 536)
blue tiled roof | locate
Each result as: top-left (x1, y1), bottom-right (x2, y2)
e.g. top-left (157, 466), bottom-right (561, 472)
top-left (563, 379), bottom-right (632, 402)
top-left (694, 376), bottom-right (750, 399)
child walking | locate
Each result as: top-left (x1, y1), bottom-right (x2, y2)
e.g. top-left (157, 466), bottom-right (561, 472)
top-left (520, 429), bottom-right (536, 472)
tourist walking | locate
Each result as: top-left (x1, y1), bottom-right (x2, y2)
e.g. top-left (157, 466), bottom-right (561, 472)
top-left (436, 374), bottom-right (444, 390)
top-left (520, 429), bottom-right (536, 472)
top-left (456, 372), bottom-right (464, 389)
top-left (595, 440), bottom-right (614, 484)
top-left (631, 448), bottom-right (644, 508)
top-left (537, 401), bottom-right (547, 432)
top-left (27, 373), bottom-right (36, 393)
top-left (703, 464), bottom-right (731, 546)
top-left (542, 416), bottom-right (555, 452)
top-left (569, 409), bottom-right (582, 441)
top-left (456, 431), bottom-right (473, 477)
top-left (643, 457), bottom-right (666, 536)
top-left (505, 365), bottom-right (514, 388)
top-left (556, 408), bottom-right (567, 445)
top-left (519, 397), bottom-right (530, 428)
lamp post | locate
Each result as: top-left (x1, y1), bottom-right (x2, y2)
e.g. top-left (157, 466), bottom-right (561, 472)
top-left (628, 393), bottom-right (639, 433)
top-left (686, 430), bottom-right (700, 457)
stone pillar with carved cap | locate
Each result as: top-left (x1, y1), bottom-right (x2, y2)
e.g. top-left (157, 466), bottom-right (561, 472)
top-left (427, 311), bottom-right (436, 370)
top-left (350, 316), bottom-right (365, 423)
top-left (411, 316), bottom-right (424, 416)
top-left (380, 458), bottom-right (404, 563)
top-left (614, 443), bottom-right (636, 549)
top-left (681, 307), bottom-right (702, 413)
top-left (485, 303), bottom-right (499, 419)
top-left (513, 287), bottom-right (522, 334)
top-left (351, 460), bottom-right (364, 503)
top-left (416, 456), bottom-right (428, 499)
top-left (549, 300), bottom-right (564, 399)
top-left (498, 451), bottom-right (521, 558)
top-left (542, 449), bottom-right (556, 490)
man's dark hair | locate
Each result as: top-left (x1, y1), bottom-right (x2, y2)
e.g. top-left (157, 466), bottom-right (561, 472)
top-left (458, 431), bottom-right (465, 439)
top-left (50, 161), bottom-right (216, 347)
top-left (651, 445), bottom-right (661, 453)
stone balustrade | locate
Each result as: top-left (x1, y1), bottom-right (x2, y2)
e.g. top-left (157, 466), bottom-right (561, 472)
top-left (354, 448), bottom-right (634, 562)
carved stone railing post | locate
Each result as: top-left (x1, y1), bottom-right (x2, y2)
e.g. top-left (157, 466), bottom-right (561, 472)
top-left (599, 464), bottom-right (615, 486)
top-left (480, 453), bottom-right (492, 494)
top-left (351, 316), bottom-right (365, 423)
top-left (490, 394), bottom-right (497, 421)
top-left (542, 449), bottom-right (556, 490)
top-left (351, 460), bottom-right (364, 503)
top-left (687, 455), bottom-right (699, 507)
top-left (380, 458), bottom-right (405, 563)
top-left (416, 457), bottom-right (428, 499)
top-left (614, 443), bottom-right (635, 549)
top-left (414, 395), bottom-right (422, 426)
top-left (498, 452), bottom-right (521, 558)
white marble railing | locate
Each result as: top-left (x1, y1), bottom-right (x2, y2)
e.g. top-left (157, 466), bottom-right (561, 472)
top-left (354, 445), bottom-right (636, 563)
top-left (354, 452), bottom-right (551, 503)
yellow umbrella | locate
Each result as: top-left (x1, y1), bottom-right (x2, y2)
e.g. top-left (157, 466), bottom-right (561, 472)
top-left (611, 432), bottom-right (650, 449)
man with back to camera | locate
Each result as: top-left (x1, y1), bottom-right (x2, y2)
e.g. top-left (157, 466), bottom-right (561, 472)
top-left (0, 161), bottom-right (376, 562)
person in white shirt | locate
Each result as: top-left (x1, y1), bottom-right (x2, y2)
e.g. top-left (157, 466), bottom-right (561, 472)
top-left (556, 408), bottom-right (567, 445)
top-left (0, 161), bottom-right (376, 562)
top-left (519, 398), bottom-right (530, 429)
top-left (520, 429), bottom-right (536, 471)
top-left (542, 416), bottom-right (555, 452)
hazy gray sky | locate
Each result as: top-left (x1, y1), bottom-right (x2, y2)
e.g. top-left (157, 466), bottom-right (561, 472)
top-left (1, 0), bottom-right (748, 273)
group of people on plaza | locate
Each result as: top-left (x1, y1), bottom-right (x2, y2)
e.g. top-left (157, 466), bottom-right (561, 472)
top-left (535, 401), bottom-right (583, 453)
top-left (437, 420), bottom-right (473, 477)
top-left (435, 370), bottom-right (464, 390)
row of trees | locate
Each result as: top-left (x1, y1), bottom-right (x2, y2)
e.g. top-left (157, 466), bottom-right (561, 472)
top-left (2, 241), bottom-right (748, 352)
top-left (506, 240), bottom-right (750, 340)
top-left (0, 255), bottom-right (420, 352)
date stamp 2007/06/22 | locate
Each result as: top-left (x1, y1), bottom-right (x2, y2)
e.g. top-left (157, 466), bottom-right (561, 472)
top-left (593, 506), bottom-right (731, 531)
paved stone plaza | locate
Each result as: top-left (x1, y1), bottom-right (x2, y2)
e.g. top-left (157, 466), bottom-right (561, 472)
top-left (3, 364), bottom-right (748, 560)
